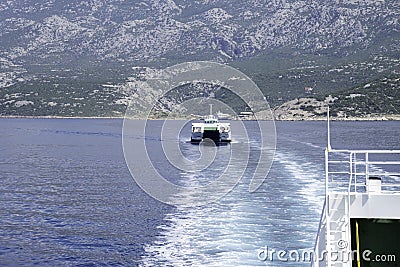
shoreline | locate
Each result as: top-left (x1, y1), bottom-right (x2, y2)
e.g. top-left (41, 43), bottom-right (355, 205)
top-left (1, 115), bottom-right (400, 121)
top-left (0, 115), bottom-right (124, 119)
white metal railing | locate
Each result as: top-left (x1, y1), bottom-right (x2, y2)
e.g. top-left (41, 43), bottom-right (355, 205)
top-left (326, 149), bottom-right (400, 194)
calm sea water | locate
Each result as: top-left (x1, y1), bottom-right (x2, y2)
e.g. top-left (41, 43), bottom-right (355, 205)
top-left (0, 119), bottom-right (399, 266)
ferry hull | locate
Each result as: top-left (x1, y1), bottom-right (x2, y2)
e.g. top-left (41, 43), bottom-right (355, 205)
top-left (190, 131), bottom-right (231, 143)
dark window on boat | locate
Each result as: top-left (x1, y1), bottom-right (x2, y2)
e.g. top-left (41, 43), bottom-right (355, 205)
top-left (350, 218), bottom-right (400, 266)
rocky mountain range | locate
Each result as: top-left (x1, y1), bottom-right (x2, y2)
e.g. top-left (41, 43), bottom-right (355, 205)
top-left (0, 0), bottom-right (399, 117)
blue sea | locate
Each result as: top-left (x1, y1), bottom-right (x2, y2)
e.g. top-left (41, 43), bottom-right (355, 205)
top-left (0, 119), bottom-right (399, 266)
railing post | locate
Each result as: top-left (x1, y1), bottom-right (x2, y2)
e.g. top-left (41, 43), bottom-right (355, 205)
top-left (325, 148), bottom-right (329, 211)
top-left (347, 152), bottom-right (353, 267)
top-left (354, 153), bottom-right (357, 193)
top-left (350, 152), bottom-right (353, 192)
top-left (365, 152), bottom-right (369, 189)
top-left (325, 148), bottom-right (331, 266)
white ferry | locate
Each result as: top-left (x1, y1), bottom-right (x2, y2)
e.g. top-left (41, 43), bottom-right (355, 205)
top-left (191, 115), bottom-right (231, 143)
top-left (312, 113), bottom-right (400, 266)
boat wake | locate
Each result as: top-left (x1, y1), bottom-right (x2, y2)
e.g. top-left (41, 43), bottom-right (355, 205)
top-left (140, 147), bottom-right (326, 266)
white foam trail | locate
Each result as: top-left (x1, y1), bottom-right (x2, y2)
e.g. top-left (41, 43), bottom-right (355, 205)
top-left (280, 137), bottom-right (324, 150)
top-left (273, 152), bottom-right (325, 214)
top-left (141, 149), bottom-right (326, 267)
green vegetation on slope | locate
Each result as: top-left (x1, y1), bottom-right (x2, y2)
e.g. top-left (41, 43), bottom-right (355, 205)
top-left (327, 76), bottom-right (400, 117)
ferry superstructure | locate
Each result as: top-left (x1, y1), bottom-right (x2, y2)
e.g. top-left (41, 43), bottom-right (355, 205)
top-left (312, 117), bottom-right (400, 266)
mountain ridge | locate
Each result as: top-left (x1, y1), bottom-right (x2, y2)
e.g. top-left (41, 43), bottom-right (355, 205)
top-left (0, 0), bottom-right (399, 118)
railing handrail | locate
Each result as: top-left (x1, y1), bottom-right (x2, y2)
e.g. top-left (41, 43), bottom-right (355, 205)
top-left (328, 149), bottom-right (400, 154)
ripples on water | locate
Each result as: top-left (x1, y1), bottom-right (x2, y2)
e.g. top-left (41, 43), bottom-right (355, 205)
top-left (0, 119), bottom-right (172, 266)
top-left (0, 119), bottom-right (399, 266)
